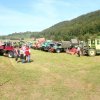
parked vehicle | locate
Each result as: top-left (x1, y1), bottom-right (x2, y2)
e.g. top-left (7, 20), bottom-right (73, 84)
top-left (33, 38), bottom-right (45, 49)
top-left (48, 42), bottom-right (63, 53)
top-left (41, 40), bottom-right (52, 51)
top-left (70, 39), bottom-right (79, 46)
top-left (43, 39), bottom-right (78, 53)
top-left (0, 42), bottom-right (14, 57)
top-left (26, 41), bottom-right (33, 48)
top-left (66, 45), bottom-right (77, 55)
top-left (82, 39), bottom-right (100, 56)
top-left (61, 41), bottom-right (71, 51)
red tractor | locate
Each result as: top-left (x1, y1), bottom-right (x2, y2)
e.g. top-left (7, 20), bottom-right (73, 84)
top-left (0, 42), bottom-right (14, 58)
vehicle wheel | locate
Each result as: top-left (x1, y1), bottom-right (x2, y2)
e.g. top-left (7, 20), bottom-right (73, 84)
top-left (88, 49), bottom-right (96, 56)
top-left (0, 50), bottom-right (4, 55)
top-left (56, 49), bottom-right (61, 53)
top-left (8, 51), bottom-right (14, 58)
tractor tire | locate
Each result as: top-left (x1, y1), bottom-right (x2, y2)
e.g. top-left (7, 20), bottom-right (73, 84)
top-left (56, 49), bottom-right (61, 53)
top-left (0, 50), bottom-right (4, 56)
top-left (8, 51), bottom-right (14, 58)
top-left (88, 49), bottom-right (96, 56)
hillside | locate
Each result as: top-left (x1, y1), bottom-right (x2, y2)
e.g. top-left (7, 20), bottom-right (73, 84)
top-left (0, 10), bottom-right (100, 41)
top-left (40, 10), bottom-right (100, 40)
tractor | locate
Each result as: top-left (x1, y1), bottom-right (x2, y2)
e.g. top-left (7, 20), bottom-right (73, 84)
top-left (0, 42), bottom-right (14, 58)
top-left (82, 39), bottom-right (100, 56)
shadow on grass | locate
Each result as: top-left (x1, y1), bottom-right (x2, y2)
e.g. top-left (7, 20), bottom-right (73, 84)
top-left (17, 59), bottom-right (34, 63)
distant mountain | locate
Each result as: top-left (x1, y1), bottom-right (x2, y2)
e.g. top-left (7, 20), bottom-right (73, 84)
top-left (0, 31), bottom-right (40, 40)
top-left (40, 10), bottom-right (100, 40)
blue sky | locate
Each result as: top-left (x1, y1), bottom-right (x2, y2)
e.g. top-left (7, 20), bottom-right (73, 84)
top-left (0, 0), bottom-right (100, 35)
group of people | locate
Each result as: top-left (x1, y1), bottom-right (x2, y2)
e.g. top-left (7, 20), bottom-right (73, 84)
top-left (14, 44), bottom-right (31, 63)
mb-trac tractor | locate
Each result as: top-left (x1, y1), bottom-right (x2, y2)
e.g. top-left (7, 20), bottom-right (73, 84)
top-left (82, 39), bottom-right (100, 56)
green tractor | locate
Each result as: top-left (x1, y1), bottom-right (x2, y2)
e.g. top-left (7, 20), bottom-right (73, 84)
top-left (83, 39), bottom-right (100, 56)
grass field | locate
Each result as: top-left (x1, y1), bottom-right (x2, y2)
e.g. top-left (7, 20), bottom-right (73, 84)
top-left (0, 50), bottom-right (100, 100)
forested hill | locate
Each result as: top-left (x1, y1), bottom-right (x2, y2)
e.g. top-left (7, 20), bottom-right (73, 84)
top-left (0, 10), bottom-right (100, 41)
top-left (40, 10), bottom-right (100, 41)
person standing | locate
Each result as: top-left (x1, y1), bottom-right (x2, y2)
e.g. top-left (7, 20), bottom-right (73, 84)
top-left (77, 46), bottom-right (81, 57)
top-left (14, 46), bottom-right (20, 62)
top-left (25, 46), bottom-right (31, 62)
top-left (20, 46), bottom-right (26, 63)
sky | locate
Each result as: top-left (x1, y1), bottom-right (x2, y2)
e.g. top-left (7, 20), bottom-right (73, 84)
top-left (0, 0), bottom-right (100, 36)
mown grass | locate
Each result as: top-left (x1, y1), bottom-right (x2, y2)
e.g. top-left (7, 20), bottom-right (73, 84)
top-left (0, 50), bottom-right (100, 100)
